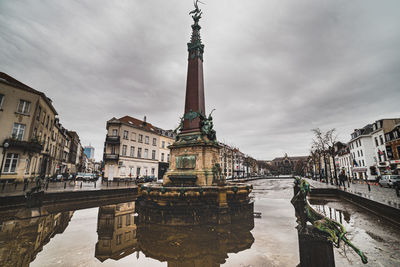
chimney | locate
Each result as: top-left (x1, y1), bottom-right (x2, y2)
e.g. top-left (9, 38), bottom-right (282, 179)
top-left (143, 116), bottom-right (147, 125)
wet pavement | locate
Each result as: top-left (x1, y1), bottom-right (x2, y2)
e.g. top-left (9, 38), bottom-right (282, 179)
top-left (0, 179), bottom-right (399, 266)
top-left (305, 178), bottom-right (400, 210)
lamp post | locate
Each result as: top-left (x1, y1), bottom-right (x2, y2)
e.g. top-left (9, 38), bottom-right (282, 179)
top-left (0, 141), bottom-right (10, 177)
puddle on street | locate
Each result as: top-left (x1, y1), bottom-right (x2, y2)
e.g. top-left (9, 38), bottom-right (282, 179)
top-left (0, 180), bottom-right (399, 266)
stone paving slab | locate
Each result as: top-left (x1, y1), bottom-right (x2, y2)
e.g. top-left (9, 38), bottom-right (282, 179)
top-left (305, 178), bottom-right (400, 210)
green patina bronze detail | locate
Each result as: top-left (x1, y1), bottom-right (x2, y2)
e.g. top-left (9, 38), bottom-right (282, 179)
top-left (199, 187), bottom-right (204, 194)
top-left (176, 154), bottom-right (196, 169)
top-left (233, 186), bottom-right (238, 193)
top-left (161, 187), bottom-right (166, 194)
top-left (212, 163), bottom-right (223, 184)
top-left (174, 109), bottom-right (217, 143)
top-left (291, 177), bottom-right (368, 264)
top-left (146, 187), bottom-right (152, 193)
top-left (188, 0), bottom-right (204, 60)
top-left (184, 109), bottom-right (200, 122)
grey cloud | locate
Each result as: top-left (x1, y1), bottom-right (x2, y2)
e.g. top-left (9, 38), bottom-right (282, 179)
top-left (1, 0), bottom-right (399, 160)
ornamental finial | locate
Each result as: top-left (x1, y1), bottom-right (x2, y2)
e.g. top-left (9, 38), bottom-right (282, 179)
top-left (189, 0), bottom-right (205, 24)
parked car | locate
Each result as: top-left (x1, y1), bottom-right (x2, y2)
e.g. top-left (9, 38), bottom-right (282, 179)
top-left (76, 172), bottom-right (85, 180)
top-left (378, 175), bottom-right (400, 188)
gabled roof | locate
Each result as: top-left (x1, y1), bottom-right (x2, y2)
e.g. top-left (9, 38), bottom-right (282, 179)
top-left (0, 72), bottom-right (58, 115)
top-left (118, 116), bottom-right (158, 133)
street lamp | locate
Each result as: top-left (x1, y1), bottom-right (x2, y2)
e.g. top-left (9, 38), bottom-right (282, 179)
top-left (0, 141), bottom-right (10, 177)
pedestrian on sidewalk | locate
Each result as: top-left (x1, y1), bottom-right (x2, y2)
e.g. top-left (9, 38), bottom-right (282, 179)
top-left (339, 170), bottom-right (347, 188)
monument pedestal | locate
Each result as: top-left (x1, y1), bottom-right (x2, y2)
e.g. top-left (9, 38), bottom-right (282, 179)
top-left (163, 132), bottom-right (221, 187)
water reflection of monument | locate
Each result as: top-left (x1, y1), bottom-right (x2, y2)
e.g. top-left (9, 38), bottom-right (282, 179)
top-left (139, 0), bottom-right (253, 226)
top-left (95, 201), bottom-right (255, 266)
top-left (0, 211), bottom-right (74, 267)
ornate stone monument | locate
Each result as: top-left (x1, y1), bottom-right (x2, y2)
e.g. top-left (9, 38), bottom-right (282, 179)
top-left (163, 0), bottom-right (221, 187)
top-left (138, 1), bottom-right (253, 226)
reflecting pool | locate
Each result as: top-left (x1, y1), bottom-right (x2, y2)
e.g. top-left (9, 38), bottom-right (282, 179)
top-left (0, 179), bottom-right (399, 266)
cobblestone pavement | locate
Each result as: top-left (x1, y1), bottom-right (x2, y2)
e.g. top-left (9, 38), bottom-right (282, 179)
top-left (0, 179), bottom-right (138, 197)
top-left (305, 178), bottom-right (400, 209)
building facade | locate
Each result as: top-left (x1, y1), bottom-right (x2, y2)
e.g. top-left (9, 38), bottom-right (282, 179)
top-left (103, 116), bottom-right (175, 180)
top-left (0, 72), bottom-right (84, 181)
top-left (84, 145), bottom-right (95, 160)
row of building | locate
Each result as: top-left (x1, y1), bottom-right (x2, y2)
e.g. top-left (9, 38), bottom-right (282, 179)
top-left (0, 72), bottom-right (90, 181)
top-left (102, 116), bottom-right (261, 180)
top-left (306, 118), bottom-right (400, 181)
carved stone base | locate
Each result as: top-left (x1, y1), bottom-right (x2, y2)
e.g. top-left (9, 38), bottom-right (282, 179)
top-left (163, 133), bottom-right (221, 186)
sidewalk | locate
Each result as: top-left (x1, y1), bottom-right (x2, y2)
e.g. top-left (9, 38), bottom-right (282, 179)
top-left (305, 178), bottom-right (400, 210)
top-left (0, 179), bottom-right (138, 197)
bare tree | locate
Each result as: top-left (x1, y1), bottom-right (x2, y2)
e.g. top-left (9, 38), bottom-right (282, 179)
top-left (311, 128), bottom-right (330, 184)
top-left (325, 128), bottom-right (339, 185)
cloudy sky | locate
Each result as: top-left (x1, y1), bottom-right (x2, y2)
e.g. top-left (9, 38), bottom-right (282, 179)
top-left (1, 0), bottom-right (399, 161)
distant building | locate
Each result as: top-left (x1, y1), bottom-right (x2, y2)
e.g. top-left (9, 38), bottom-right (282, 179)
top-left (271, 154), bottom-right (308, 175)
top-left (84, 145), bottom-right (95, 160)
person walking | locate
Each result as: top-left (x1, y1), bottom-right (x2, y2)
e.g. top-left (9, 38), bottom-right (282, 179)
top-left (339, 170), bottom-right (347, 188)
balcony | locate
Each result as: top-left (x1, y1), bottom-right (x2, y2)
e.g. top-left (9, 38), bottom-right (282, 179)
top-left (104, 153), bottom-right (119, 161)
top-left (105, 135), bottom-right (120, 144)
top-left (5, 138), bottom-right (43, 153)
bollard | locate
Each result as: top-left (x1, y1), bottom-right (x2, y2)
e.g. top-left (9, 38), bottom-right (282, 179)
top-left (64, 182), bottom-right (67, 189)
top-left (46, 182), bottom-right (49, 190)
top-left (23, 183), bottom-right (27, 191)
top-left (367, 182), bottom-right (371, 192)
top-left (80, 182), bottom-right (83, 188)
top-left (94, 181), bottom-right (96, 188)
top-left (107, 181), bottom-right (109, 187)
top-left (15, 182), bottom-right (18, 190)
top-left (396, 185), bottom-right (399, 197)
top-left (2, 182), bottom-right (6, 191)
top-left (117, 180), bottom-right (120, 187)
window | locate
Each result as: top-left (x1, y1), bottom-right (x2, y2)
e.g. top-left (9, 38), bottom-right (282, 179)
top-left (375, 137), bottom-right (379, 147)
top-left (117, 216), bottom-right (122, 228)
top-left (126, 214), bottom-right (131, 226)
top-left (125, 231), bottom-right (130, 241)
top-left (36, 106), bottom-right (41, 120)
top-left (122, 145), bottom-right (127, 156)
top-left (167, 154), bottom-right (170, 162)
top-left (46, 115), bottom-right (49, 128)
top-left (162, 141), bottom-right (165, 148)
top-left (152, 138), bottom-right (157, 146)
top-left (144, 149), bottom-right (148, 158)
top-left (145, 136), bottom-right (149, 144)
top-left (4, 153), bottom-right (19, 173)
top-left (131, 132), bottom-right (136, 141)
top-left (137, 148), bottom-right (142, 158)
top-left (394, 131), bottom-right (399, 139)
top-left (12, 123), bottom-right (25, 140)
top-left (116, 234), bottom-right (122, 245)
top-left (357, 151), bottom-right (360, 157)
top-left (0, 94), bottom-right (4, 109)
top-left (137, 167), bottom-right (141, 176)
top-left (152, 150), bottom-right (156, 160)
top-left (151, 168), bottom-right (155, 175)
top-left (42, 111), bottom-right (46, 124)
top-left (112, 129), bottom-right (118, 136)
top-left (17, 99), bottom-right (31, 114)
top-left (161, 153), bottom-right (164, 162)
top-left (362, 160), bottom-right (365, 166)
top-left (138, 134), bottom-right (143, 143)
top-left (380, 135), bottom-right (384, 145)
top-left (130, 146), bottom-right (135, 157)
top-left (123, 130), bottom-right (129, 140)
